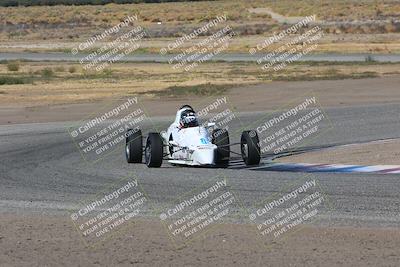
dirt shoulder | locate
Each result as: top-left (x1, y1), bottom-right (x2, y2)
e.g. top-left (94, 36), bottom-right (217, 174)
top-left (278, 139), bottom-right (400, 165)
top-left (1, 61), bottom-right (397, 109)
top-left (2, 76), bottom-right (400, 125)
top-left (1, 214), bottom-right (399, 266)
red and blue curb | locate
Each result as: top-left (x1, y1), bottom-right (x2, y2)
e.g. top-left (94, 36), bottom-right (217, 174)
top-left (245, 162), bottom-right (400, 174)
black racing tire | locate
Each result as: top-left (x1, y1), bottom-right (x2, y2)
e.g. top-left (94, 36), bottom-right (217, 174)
top-left (125, 128), bottom-right (142, 163)
top-left (212, 128), bottom-right (230, 167)
top-left (144, 133), bottom-right (163, 168)
top-left (241, 130), bottom-right (261, 166)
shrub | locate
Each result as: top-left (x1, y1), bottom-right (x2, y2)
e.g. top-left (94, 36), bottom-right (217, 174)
top-left (68, 66), bottom-right (77, 73)
top-left (0, 76), bottom-right (26, 85)
top-left (41, 68), bottom-right (54, 78)
top-left (7, 61), bottom-right (20, 72)
top-left (102, 68), bottom-right (113, 77)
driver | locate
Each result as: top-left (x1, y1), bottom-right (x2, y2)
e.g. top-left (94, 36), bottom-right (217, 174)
top-left (180, 108), bottom-right (199, 128)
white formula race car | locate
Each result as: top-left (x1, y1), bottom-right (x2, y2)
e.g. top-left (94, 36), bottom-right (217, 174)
top-left (125, 105), bottom-right (261, 168)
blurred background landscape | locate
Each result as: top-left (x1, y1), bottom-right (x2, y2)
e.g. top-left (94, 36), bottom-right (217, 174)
top-left (0, 0), bottom-right (399, 107)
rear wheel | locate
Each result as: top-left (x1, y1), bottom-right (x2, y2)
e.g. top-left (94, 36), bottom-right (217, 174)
top-left (145, 133), bottom-right (163, 168)
top-left (241, 130), bottom-right (260, 166)
top-left (212, 129), bottom-right (230, 167)
top-left (125, 128), bottom-right (142, 163)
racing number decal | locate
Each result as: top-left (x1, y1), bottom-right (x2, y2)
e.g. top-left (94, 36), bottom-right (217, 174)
top-left (200, 138), bottom-right (208, 144)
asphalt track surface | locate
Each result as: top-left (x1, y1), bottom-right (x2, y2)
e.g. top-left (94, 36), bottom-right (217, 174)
top-left (1, 103), bottom-right (400, 228)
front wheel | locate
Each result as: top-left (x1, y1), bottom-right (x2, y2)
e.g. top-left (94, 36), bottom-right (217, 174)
top-left (241, 130), bottom-right (260, 166)
top-left (126, 128), bottom-right (142, 163)
top-left (145, 133), bottom-right (163, 168)
top-left (212, 128), bottom-right (230, 167)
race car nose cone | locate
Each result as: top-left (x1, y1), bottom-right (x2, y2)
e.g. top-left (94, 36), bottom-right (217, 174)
top-left (193, 147), bottom-right (215, 165)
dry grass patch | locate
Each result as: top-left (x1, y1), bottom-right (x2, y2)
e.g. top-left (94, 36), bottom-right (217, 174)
top-left (0, 60), bottom-right (398, 106)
